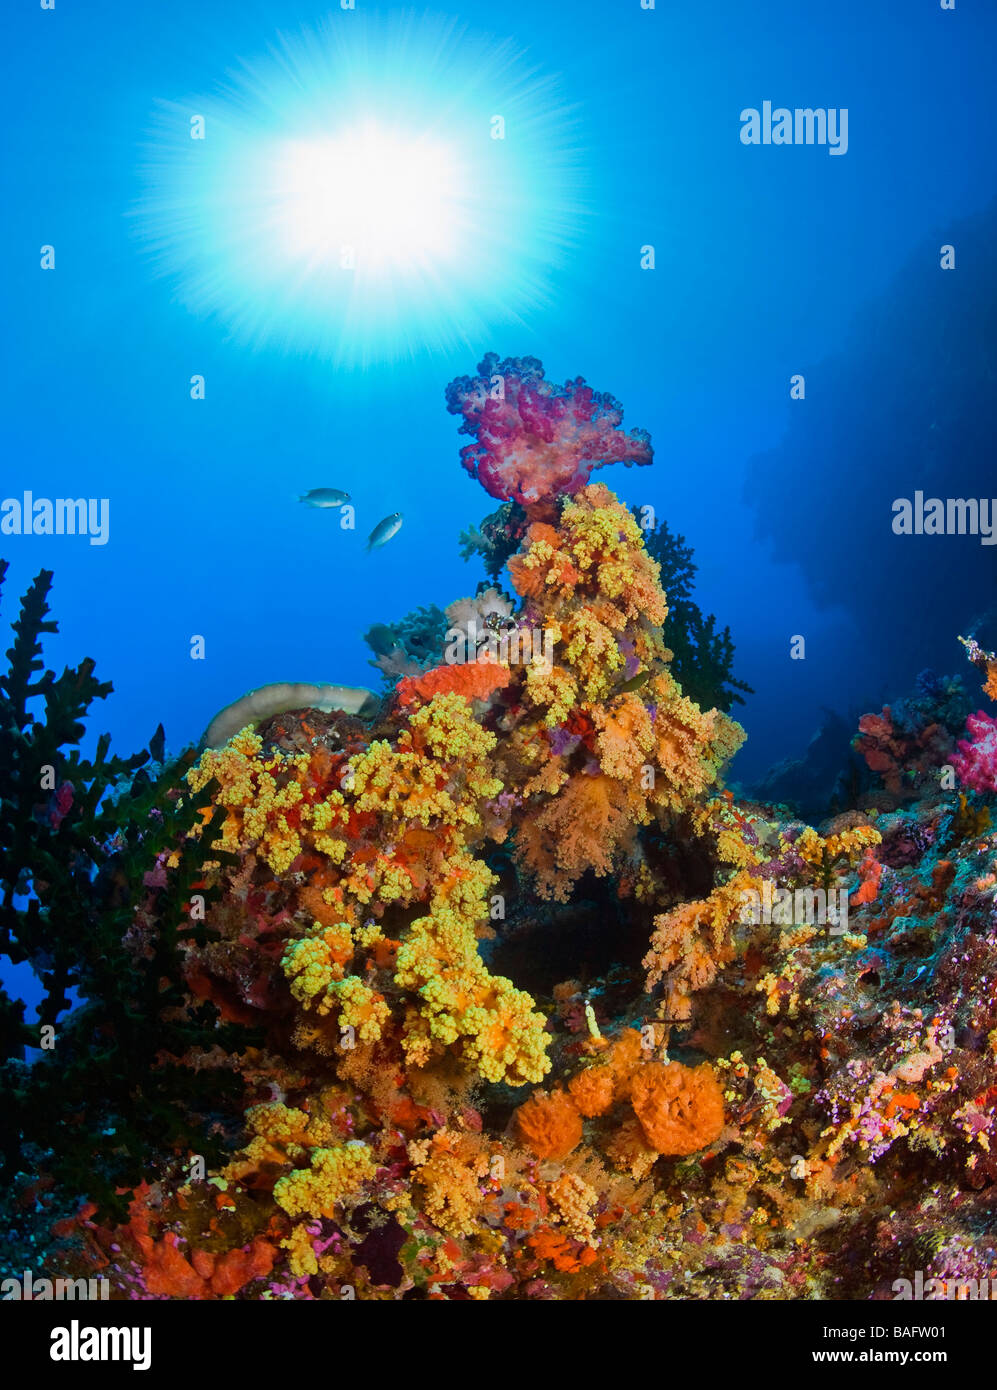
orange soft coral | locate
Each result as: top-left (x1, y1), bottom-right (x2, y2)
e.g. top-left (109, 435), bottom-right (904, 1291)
top-left (643, 872), bottom-right (754, 1019)
top-left (516, 772), bottom-right (642, 902)
top-left (648, 673), bottom-right (745, 811)
top-left (629, 1061), bottom-right (725, 1155)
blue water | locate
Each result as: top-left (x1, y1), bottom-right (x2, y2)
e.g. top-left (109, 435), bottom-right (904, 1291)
top-left (3, 2), bottom-right (995, 907)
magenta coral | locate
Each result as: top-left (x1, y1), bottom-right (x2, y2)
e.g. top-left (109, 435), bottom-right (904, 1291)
top-left (445, 353), bottom-right (653, 506)
top-left (953, 710), bottom-right (997, 794)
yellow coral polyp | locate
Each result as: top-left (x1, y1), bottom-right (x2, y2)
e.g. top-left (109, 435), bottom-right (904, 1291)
top-left (349, 695), bottom-right (502, 828)
top-left (797, 823), bottom-right (882, 870)
top-left (186, 734), bottom-right (350, 875)
top-left (525, 662), bottom-right (578, 727)
top-left (548, 1171), bottom-right (599, 1243)
top-left (328, 976), bottom-right (390, 1042)
top-left (411, 1131), bottom-right (489, 1236)
top-left (281, 927), bottom-right (353, 1010)
top-left (281, 1223), bottom-right (318, 1278)
top-left (273, 1142), bottom-right (376, 1220)
top-left (559, 487), bottom-right (666, 616)
top-left (394, 872), bottom-right (551, 1085)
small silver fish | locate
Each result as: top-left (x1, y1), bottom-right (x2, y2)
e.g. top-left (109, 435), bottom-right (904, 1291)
top-left (367, 512), bottom-right (403, 552)
top-left (298, 488), bottom-right (351, 508)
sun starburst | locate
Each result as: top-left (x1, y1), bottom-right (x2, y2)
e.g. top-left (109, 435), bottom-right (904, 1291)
top-left (132, 13), bottom-right (586, 367)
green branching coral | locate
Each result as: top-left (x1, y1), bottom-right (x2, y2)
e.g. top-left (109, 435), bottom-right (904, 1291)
top-left (638, 515), bottom-right (753, 713)
top-left (0, 563), bottom-right (251, 1222)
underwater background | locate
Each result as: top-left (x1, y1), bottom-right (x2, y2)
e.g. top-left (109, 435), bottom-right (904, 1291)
top-left (3, 0), bottom-right (997, 1309)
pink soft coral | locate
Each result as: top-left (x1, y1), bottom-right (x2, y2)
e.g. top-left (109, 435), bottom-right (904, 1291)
top-left (953, 710), bottom-right (997, 794)
top-left (445, 353), bottom-right (652, 506)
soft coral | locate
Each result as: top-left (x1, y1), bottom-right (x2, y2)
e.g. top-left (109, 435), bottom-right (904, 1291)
top-left (953, 710), bottom-right (997, 794)
top-left (445, 353), bottom-right (652, 506)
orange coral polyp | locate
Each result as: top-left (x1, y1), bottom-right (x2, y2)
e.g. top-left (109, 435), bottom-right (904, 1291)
top-left (985, 662), bottom-right (997, 701)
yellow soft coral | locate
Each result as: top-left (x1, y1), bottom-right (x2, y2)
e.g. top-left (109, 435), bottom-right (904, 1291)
top-left (328, 976), bottom-right (390, 1043)
top-left (280, 921), bottom-right (387, 1039)
top-left (410, 1130), bottom-right (489, 1236)
top-left (499, 488), bottom-right (744, 902)
top-left (186, 731), bottom-right (348, 874)
top-left (282, 927), bottom-right (353, 1009)
top-left (524, 662), bottom-right (578, 727)
top-left (508, 486), bottom-right (668, 724)
top-left (273, 1142), bottom-right (376, 1219)
top-left (281, 1222), bottom-right (319, 1278)
top-left (351, 693), bottom-right (501, 829)
top-left (797, 823), bottom-right (882, 885)
top-left (225, 1101), bottom-right (338, 1181)
top-left (643, 872), bottom-right (755, 1019)
top-left (393, 852), bottom-right (551, 1084)
top-left (547, 1172), bottom-right (599, 1243)
top-left (510, 485), bottom-right (666, 627)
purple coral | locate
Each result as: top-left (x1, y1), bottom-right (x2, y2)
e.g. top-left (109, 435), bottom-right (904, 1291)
top-left (953, 710), bottom-right (997, 794)
top-left (445, 353), bottom-right (653, 506)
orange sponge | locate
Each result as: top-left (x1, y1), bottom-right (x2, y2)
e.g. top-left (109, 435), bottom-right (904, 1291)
top-left (629, 1061), bottom-right (725, 1156)
top-left (396, 658), bottom-right (512, 709)
top-left (514, 1088), bottom-right (583, 1160)
top-left (567, 1064), bottom-right (616, 1118)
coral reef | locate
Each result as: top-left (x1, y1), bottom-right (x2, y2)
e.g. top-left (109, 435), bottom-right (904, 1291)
top-left (9, 355), bottom-right (997, 1303)
top-left (202, 682), bottom-right (379, 750)
top-left (853, 669), bottom-right (970, 803)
